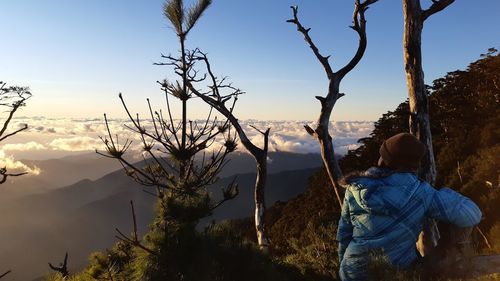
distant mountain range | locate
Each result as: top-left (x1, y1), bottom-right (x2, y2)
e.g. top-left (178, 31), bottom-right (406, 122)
top-left (0, 151), bottom-right (322, 281)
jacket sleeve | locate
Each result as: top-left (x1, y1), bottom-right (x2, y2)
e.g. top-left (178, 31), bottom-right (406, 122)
top-left (337, 189), bottom-right (353, 262)
top-left (425, 186), bottom-right (482, 227)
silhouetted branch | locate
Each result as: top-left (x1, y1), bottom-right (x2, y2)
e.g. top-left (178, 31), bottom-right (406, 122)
top-left (422, 0), bottom-right (454, 21)
top-left (337, 0), bottom-right (378, 80)
top-left (286, 6), bottom-right (334, 79)
top-left (0, 81), bottom-right (32, 184)
top-left (0, 270), bottom-right (11, 279)
top-left (0, 83), bottom-right (31, 139)
top-left (48, 252), bottom-right (69, 278)
top-left (115, 201), bottom-right (157, 255)
top-left (210, 176), bottom-right (239, 211)
top-left (0, 168), bottom-right (28, 184)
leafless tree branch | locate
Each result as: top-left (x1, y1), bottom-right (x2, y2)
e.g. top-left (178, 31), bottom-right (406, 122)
top-left (48, 252), bottom-right (69, 278)
top-left (287, 0), bottom-right (377, 207)
top-left (187, 50), bottom-right (271, 249)
top-left (0, 270), bottom-right (11, 279)
top-left (115, 201), bottom-right (157, 255)
top-left (422, 0), bottom-right (454, 21)
top-left (0, 81), bottom-right (32, 184)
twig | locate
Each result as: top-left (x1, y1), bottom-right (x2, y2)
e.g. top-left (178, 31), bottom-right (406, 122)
top-left (0, 270), bottom-right (11, 279)
top-left (115, 201), bottom-right (157, 255)
top-left (48, 252), bottom-right (69, 278)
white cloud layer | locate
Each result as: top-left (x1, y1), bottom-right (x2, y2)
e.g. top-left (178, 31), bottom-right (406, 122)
top-left (49, 136), bottom-right (102, 151)
top-left (7, 117), bottom-right (374, 157)
top-left (2, 141), bottom-right (47, 151)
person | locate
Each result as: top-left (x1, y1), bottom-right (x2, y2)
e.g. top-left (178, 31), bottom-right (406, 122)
top-left (337, 133), bottom-right (481, 281)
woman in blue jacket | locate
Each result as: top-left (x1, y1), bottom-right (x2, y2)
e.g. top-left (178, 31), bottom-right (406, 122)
top-left (337, 133), bottom-right (481, 281)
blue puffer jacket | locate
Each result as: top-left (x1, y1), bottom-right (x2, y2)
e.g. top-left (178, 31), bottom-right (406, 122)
top-left (337, 167), bottom-right (481, 281)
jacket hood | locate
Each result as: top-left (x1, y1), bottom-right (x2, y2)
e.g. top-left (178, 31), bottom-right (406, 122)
top-left (346, 167), bottom-right (421, 215)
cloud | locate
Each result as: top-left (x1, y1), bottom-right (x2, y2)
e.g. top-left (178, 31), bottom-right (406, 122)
top-left (1, 141), bottom-right (47, 151)
top-left (11, 117), bottom-right (375, 156)
top-left (0, 150), bottom-right (41, 175)
top-left (49, 136), bottom-right (102, 151)
top-left (240, 120), bottom-right (374, 155)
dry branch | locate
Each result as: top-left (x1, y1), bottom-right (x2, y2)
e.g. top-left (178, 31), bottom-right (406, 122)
top-left (0, 81), bottom-right (32, 184)
top-left (115, 201), bottom-right (157, 255)
top-left (187, 50), bottom-right (271, 249)
top-left (48, 252), bottom-right (69, 278)
top-left (0, 270), bottom-right (11, 280)
top-left (422, 0), bottom-right (455, 21)
top-left (287, 0), bottom-right (377, 207)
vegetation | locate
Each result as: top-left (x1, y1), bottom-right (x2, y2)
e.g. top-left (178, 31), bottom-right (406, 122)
top-left (0, 81), bottom-right (32, 184)
top-left (0, 81), bottom-right (32, 280)
top-left (41, 39), bottom-right (498, 281)
top-left (342, 49), bottom-right (500, 248)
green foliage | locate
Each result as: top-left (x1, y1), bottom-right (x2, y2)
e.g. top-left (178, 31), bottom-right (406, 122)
top-left (487, 223), bottom-right (500, 254)
top-left (59, 221), bottom-right (299, 281)
top-left (340, 102), bottom-right (410, 173)
top-left (163, 0), bottom-right (212, 36)
top-left (339, 50), bottom-right (500, 250)
top-left (267, 168), bottom-right (339, 255)
top-left (366, 250), bottom-right (422, 281)
top-left (284, 222), bottom-right (340, 281)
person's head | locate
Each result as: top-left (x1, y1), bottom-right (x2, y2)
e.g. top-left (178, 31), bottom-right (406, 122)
top-left (378, 133), bottom-right (425, 172)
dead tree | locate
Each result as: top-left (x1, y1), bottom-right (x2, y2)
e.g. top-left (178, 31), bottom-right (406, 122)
top-left (402, 0), bottom-right (454, 255)
top-left (402, 0), bottom-right (454, 183)
top-left (287, 0), bottom-right (378, 207)
top-left (0, 81), bottom-right (32, 183)
top-left (187, 51), bottom-right (271, 249)
top-left (48, 252), bottom-right (69, 278)
top-left (98, 0), bottom-right (238, 248)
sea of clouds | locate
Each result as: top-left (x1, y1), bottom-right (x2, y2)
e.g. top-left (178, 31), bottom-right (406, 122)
top-left (0, 117), bottom-right (373, 173)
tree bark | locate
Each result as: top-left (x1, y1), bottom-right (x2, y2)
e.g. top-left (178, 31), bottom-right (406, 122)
top-left (402, 0), bottom-right (437, 184)
top-left (307, 80), bottom-right (344, 206)
top-left (402, 0), bottom-right (455, 256)
top-left (254, 155), bottom-right (269, 249)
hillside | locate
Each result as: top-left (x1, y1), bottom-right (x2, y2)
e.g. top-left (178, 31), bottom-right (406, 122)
top-left (0, 152), bottom-right (321, 281)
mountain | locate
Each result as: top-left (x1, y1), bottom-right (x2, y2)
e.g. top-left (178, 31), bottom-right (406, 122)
top-left (0, 153), bottom-right (122, 201)
top-left (0, 151), bottom-right (321, 281)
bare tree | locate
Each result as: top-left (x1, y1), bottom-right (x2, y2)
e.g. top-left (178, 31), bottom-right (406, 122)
top-left (0, 81), bottom-right (32, 184)
top-left (287, 0), bottom-right (378, 207)
top-left (98, 0), bottom-right (238, 250)
top-left (186, 51), bottom-right (271, 249)
top-left (402, 0), bottom-right (454, 183)
top-left (402, 0), bottom-right (454, 255)
top-left (48, 252), bottom-right (69, 278)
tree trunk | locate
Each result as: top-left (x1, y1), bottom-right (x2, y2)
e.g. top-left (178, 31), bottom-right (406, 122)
top-left (254, 156), bottom-right (269, 249)
top-left (315, 93), bottom-right (343, 206)
top-left (186, 80), bottom-right (271, 250)
top-left (402, 0), bottom-right (437, 184)
top-left (287, 1), bottom-right (378, 208)
top-left (403, 0), bottom-right (439, 256)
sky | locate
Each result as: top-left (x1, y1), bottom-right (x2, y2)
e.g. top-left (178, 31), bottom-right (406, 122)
top-left (1, 0), bottom-right (498, 122)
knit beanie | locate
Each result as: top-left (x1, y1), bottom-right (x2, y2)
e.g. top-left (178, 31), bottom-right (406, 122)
top-left (379, 133), bottom-right (426, 170)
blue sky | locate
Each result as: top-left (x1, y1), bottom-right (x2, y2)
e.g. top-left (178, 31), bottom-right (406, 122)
top-left (1, 0), bottom-right (498, 121)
